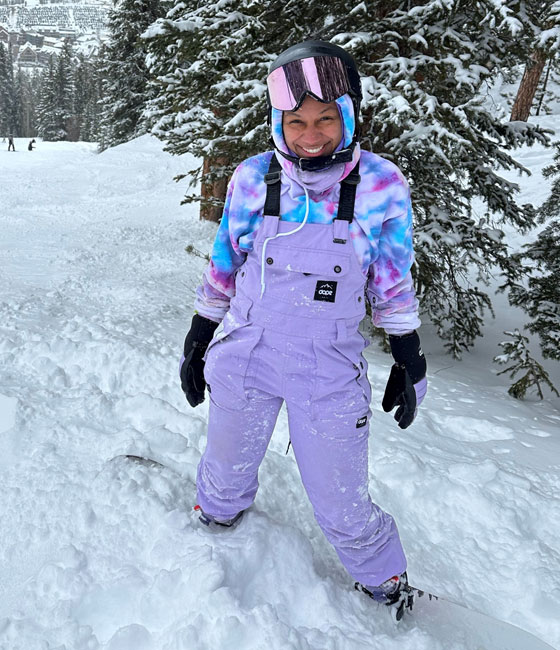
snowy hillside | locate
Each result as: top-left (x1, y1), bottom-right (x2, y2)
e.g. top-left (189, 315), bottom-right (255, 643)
top-left (0, 134), bottom-right (559, 650)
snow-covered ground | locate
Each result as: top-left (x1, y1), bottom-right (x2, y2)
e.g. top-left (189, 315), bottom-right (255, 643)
top-left (0, 133), bottom-right (559, 650)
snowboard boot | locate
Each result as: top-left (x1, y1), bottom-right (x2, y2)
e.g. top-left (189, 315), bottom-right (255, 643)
top-left (355, 572), bottom-right (414, 621)
top-left (193, 505), bottom-right (245, 529)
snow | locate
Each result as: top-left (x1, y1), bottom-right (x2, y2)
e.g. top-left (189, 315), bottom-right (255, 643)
top-left (0, 394), bottom-right (17, 435)
top-left (1, 133), bottom-right (559, 650)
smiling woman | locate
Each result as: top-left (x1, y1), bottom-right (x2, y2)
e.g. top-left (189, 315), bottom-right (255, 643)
top-left (282, 98), bottom-right (343, 159)
top-left (179, 40), bottom-right (428, 622)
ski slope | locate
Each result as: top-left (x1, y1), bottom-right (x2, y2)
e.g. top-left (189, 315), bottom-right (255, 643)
top-left (0, 134), bottom-right (559, 650)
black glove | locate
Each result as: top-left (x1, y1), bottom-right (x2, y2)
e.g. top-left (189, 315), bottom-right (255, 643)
top-left (180, 314), bottom-right (219, 407)
top-left (382, 331), bottom-right (427, 429)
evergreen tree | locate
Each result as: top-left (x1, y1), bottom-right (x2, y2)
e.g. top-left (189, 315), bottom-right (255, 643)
top-left (505, 218), bottom-right (560, 364)
top-left (0, 43), bottom-right (19, 136)
top-left (145, 0), bottom-right (550, 354)
top-left (334, 1), bottom-right (549, 356)
top-left (37, 56), bottom-right (63, 141)
top-left (500, 145), bottom-right (560, 376)
top-left (80, 56), bottom-right (103, 142)
top-left (72, 54), bottom-right (101, 141)
top-left (494, 329), bottom-right (559, 399)
top-left (98, 0), bottom-right (169, 151)
top-left (10, 47), bottom-right (98, 142)
top-left (73, 55), bottom-right (88, 119)
top-left (144, 0), bottom-right (319, 219)
top-left (36, 44), bottom-right (75, 142)
top-left (53, 40), bottom-right (75, 140)
top-left (0, 43), bottom-right (10, 136)
top-left (16, 69), bottom-right (38, 137)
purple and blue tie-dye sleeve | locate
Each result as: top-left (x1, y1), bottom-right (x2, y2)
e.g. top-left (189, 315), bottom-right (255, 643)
top-left (194, 170), bottom-right (245, 322)
top-left (367, 172), bottom-right (421, 335)
top-left (194, 156), bottom-right (268, 322)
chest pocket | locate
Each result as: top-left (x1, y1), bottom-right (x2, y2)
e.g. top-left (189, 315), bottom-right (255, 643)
top-left (257, 242), bottom-right (350, 279)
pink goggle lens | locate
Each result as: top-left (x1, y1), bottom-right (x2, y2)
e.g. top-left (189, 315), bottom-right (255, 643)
top-left (267, 55), bottom-right (351, 111)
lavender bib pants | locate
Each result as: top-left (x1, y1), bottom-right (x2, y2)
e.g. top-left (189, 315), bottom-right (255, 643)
top-left (197, 215), bottom-right (407, 586)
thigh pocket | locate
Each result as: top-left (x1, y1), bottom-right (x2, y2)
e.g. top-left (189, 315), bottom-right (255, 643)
top-left (311, 335), bottom-right (372, 422)
top-left (204, 321), bottom-right (263, 411)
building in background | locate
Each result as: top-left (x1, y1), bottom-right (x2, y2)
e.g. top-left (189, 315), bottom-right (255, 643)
top-left (0, 0), bottom-right (108, 68)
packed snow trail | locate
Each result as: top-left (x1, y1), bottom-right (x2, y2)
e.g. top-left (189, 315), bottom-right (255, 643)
top-left (0, 137), bottom-right (559, 650)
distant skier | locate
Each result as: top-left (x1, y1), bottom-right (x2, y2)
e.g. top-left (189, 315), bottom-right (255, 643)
top-left (28, 139), bottom-right (36, 151)
top-left (8, 135), bottom-right (15, 152)
top-left (180, 41), bottom-right (427, 621)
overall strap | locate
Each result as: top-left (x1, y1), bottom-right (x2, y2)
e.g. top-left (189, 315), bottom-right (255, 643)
top-left (263, 154), bottom-right (282, 217)
top-left (336, 161), bottom-right (360, 223)
top-left (263, 154), bottom-right (360, 235)
top-left (333, 161), bottom-right (360, 244)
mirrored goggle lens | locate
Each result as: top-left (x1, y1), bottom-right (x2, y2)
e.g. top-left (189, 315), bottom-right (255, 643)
top-left (267, 55), bottom-right (351, 111)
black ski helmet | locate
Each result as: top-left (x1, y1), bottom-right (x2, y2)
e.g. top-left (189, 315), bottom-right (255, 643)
top-left (266, 40), bottom-right (362, 171)
top-left (267, 40), bottom-right (362, 126)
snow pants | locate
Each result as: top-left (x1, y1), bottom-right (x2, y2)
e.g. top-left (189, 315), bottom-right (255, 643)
top-left (196, 212), bottom-right (407, 587)
top-left (197, 315), bottom-right (407, 586)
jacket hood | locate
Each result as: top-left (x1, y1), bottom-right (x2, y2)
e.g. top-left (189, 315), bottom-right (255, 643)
top-left (270, 93), bottom-right (360, 192)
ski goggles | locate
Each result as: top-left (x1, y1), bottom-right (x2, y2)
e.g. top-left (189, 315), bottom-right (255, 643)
top-left (267, 55), bottom-right (352, 111)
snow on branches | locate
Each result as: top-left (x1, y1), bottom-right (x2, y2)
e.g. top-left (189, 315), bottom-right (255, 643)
top-left (495, 329), bottom-right (559, 399)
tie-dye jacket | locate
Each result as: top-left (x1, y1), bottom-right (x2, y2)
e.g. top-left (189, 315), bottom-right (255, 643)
top-left (194, 98), bottom-right (421, 336)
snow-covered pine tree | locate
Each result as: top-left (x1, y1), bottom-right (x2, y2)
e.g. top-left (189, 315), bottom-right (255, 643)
top-left (0, 44), bottom-right (8, 136)
top-left (494, 329), bottom-right (559, 399)
top-left (0, 43), bottom-right (11, 136)
top-left (504, 169), bottom-right (560, 364)
top-left (145, 0), bottom-right (549, 353)
top-left (36, 44), bottom-right (75, 141)
top-left (97, 0), bottom-right (170, 152)
top-left (80, 57), bottom-right (103, 142)
top-left (72, 54), bottom-right (101, 141)
top-left (329, 0), bottom-right (550, 356)
top-left (54, 41), bottom-right (75, 140)
top-left (144, 0), bottom-right (319, 220)
top-left (37, 57), bottom-right (63, 141)
top-left (16, 69), bottom-right (37, 138)
top-left (0, 43), bottom-right (19, 136)
top-left (71, 54), bottom-right (89, 141)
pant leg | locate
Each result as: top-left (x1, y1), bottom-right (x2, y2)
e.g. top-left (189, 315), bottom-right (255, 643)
top-left (196, 388), bottom-right (283, 521)
top-left (286, 400), bottom-right (407, 587)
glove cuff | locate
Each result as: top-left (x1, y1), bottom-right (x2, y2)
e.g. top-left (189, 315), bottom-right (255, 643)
top-left (191, 313), bottom-right (219, 341)
top-left (388, 330), bottom-right (426, 384)
top-left (184, 314), bottom-right (220, 353)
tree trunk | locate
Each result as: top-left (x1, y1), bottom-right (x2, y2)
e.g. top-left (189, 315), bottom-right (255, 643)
top-left (510, 49), bottom-right (548, 122)
top-left (66, 115), bottom-right (80, 142)
top-left (200, 155), bottom-right (228, 222)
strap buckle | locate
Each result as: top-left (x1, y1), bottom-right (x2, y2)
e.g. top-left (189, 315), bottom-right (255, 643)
top-left (342, 172), bottom-right (361, 185)
top-left (264, 170), bottom-right (281, 185)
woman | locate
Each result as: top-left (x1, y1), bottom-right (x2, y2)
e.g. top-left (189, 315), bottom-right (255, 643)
top-left (180, 41), bottom-right (427, 619)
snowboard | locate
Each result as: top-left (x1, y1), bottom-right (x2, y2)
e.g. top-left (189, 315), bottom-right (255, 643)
top-left (406, 586), bottom-right (556, 650)
top-left (112, 454), bottom-right (167, 469)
